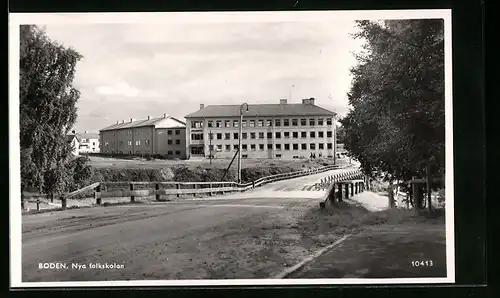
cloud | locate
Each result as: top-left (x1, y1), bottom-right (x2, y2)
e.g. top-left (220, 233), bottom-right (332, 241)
top-left (41, 18), bottom-right (365, 132)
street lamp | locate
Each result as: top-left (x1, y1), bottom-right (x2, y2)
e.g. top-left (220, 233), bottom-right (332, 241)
top-left (237, 103), bottom-right (249, 183)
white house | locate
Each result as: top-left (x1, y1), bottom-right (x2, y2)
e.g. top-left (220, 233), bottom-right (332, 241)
top-left (66, 133), bottom-right (80, 156)
top-left (77, 131), bottom-right (100, 153)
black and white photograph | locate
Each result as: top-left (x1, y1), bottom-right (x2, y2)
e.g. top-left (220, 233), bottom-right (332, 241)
top-left (9, 10), bottom-right (453, 287)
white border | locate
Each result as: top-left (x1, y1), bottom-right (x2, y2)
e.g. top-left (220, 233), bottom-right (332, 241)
top-left (9, 10), bottom-right (454, 288)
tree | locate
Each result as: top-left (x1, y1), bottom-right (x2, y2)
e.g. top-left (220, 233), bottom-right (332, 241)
top-left (341, 19), bottom-right (445, 210)
top-left (20, 25), bottom-right (87, 200)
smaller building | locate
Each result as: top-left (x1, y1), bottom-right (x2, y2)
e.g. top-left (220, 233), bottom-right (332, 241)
top-left (99, 114), bottom-right (187, 159)
top-left (66, 133), bottom-right (80, 156)
top-left (77, 131), bottom-right (100, 153)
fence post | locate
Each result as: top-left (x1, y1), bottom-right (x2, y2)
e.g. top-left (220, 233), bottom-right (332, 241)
top-left (95, 184), bottom-right (102, 205)
top-left (36, 199), bottom-right (41, 211)
top-left (155, 183), bottom-right (160, 201)
top-left (193, 184), bottom-right (197, 197)
top-left (252, 180), bottom-right (255, 188)
top-left (61, 195), bottom-right (67, 209)
top-left (130, 183), bottom-right (135, 202)
top-left (176, 184), bottom-right (180, 198)
top-left (209, 183), bottom-right (213, 196)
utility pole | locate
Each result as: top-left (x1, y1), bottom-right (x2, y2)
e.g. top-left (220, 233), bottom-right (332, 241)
top-left (209, 130), bottom-right (213, 165)
top-left (237, 103), bottom-right (248, 184)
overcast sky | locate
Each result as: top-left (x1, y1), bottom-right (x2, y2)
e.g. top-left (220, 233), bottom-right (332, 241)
top-left (41, 17), bottom-right (366, 132)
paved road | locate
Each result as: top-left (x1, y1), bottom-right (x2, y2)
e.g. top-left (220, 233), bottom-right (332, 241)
top-left (22, 168), bottom-right (355, 282)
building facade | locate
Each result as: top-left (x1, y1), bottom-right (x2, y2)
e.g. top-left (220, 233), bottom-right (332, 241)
top-left (184, 98), bottom-right (337, 160)
top-left (99, 114), bottom-right (187, 159)
top-left (77, 131), bottom-right (100, 153)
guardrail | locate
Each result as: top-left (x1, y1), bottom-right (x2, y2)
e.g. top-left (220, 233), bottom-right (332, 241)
top-left (25, 164), bottom-right (363, 210)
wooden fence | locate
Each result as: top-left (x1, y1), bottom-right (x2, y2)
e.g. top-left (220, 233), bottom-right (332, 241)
top-left (29, 164), bottom-right (362, 210)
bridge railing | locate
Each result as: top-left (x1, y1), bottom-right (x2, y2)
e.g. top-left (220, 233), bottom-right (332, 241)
top-left (26, 164), bottom-right (363, 210)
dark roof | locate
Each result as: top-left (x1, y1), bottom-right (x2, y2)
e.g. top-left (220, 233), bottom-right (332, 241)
top-left (185, 104), bottom-right (336, 118)
top-left (100, 116), bottom-right (185, 132)
top-left (77, 132), bottom-right (99, 139)
top-left (66, 134), bottom-right (79, 143)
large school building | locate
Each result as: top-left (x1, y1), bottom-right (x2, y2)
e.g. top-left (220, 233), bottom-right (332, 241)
top-left (184, 98), bottom-right (338, 160)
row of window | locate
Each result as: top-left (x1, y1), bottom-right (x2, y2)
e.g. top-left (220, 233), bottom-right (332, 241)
top-left (191, 118), bottom-right (333, 129)
top-left (210, 143), bottom-right (334, 151)
top-left (112, 129), bottom-right (181, 136)
top-left (193, 131), bottom-right (334, 141)
top-left (104, 138), bottom-right (182, 147)
top-left (109, 150), bottom-right (182, 155)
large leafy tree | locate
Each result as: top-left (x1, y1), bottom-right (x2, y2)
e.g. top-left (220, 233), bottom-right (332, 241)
top-left (341, 19), bottom-right (445, 208)
top-left (20, 25), bottom-right (85, 199)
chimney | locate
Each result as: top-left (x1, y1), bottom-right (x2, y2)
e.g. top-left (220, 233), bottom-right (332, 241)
top-left (302, 97), bottom-right (315, 105)
top-left (280, 99), bottom-right (287, 104)
top-left (116, 121), bottom-right (119, 124)
top-left (122, 120), bottom-right (125, 124)
top-left (85, 130), bottom-right (88, 133)
top-left (163, 113), bottom-right (168, 118)
top-left (200, 104), bottom-right (205, 110)
top-left (130, 118), bottom-right (135, 122)
top-left (147, 116), bottom-right (150, 120)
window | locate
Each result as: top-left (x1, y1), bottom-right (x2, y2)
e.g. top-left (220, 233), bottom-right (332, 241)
top-left (242, 154), bottom-right (248, 159)
top-left (233, 120), bottom-right (239, 128)
top-left (310, 143), bottom-right (316, 150)
top-left (301, 118), bottom-right (307, 126)
top-left (216, 120), bottom-right (222, 128)
top-left (242, 120), bottom-right (247, 127)
top-left (225, 145), bottom-right (231, 151)
top-left (225, 120), bottom-right (231, 128)
top-left (105, 142), bottom-right (109, 147)
top-left (145, 140), bottom-right (150, 146)
top-left (276, 144), bottom-right (281, 150)
top-left (175, 151), bottom-right (180, 155)
top-left (319, 143), bottom-right (324, 150)
top-left (275, 154), bottom-right (282, 158)
top-left (293, 144), bottom-right (299, 150)
top-left (225, 133), bottom-right (231, 140)
top-left (309, 119), bottom-right (316, 126)
top-left (259, 132), bottom-right (264, 139)
top-left (275, 132), bottom-right (281, 139)
top-left (208, 121), bottom-right (213, 128)
top-left (175, 130), bottom-right (180, 135)
top-left (242, 144), bottom-right (248, 151)
top-left (233, 144), bottom-right (239, 150)
top-left (267, 132), bottom-right (273, 139)
top-left (318, 118), bottom-right (324, 125)
top-left (168, 140), bottom-right (173, 145)
top-left (167, 130), bottom-right (172, 135)
top-left (284, 132), bottom-right (290, 139)
top-left (234, 133), bottom-right (239, 139)
top-left (258, 120), bottom-right (264, 127)
top-left (310, 131), bottom-right (316, 138)
top-left (175, 139), bottom-right (180, 145)
top-left (119, 140), bottom-right (123, 146)
top-left (318, 131), bottom-right (324, 138)
top-left (216, 144), bottom-right (222, 151)
top-left (284, 144), bottom-right (290, 150)
top-left (327, 131), bottom-right (333, 138)
top-left (266, 120), bottom-right (272, 127)
top-left (128, 141), bottom-right (132, 146)
top-left (217, 133), bottom-right (222, 140)
top-left (191, 133), bottom-right (203, 140)
top-left (301, 131), bottom-right (307, 138)
top-left (267, 144), bottom-right (273, 150)
top-left (284, 119), bottom-right (290, 126)
top-left (242, 133), bottom-right (247, 139)
top-left (167, 150), bottom-right (173, 155)
top-left (251, 144), bottom-right (256, 151)
top-left (191, 121), bottom-right (203, 128)
top-left (293, 132), bottom-right (298, 139)
top-left (135, 140), bottom-right (141, 146)
top-left (250, 132), bottom-right (256, 139)
top-left (327, 143), bottom-right (333, 149)
top-left (326, 118), bottom-right (333, 125)
top-left (275, 119), bottom-right (281, 127)
top-left (249, 120), bottom-right (255, 127)
top-left (301, 143), bottom-right (307, 150)
top-left (292, 119), bottom-right (298, 126)
top-left (259, 144), bottom-right (265, 150)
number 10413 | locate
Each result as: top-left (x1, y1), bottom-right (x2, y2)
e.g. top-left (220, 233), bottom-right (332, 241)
top-left (411, 260), bottom-right (434, 267)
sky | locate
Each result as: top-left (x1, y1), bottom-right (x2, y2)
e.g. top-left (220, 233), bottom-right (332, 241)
top-left (40, 15), bottom-right (366, 133)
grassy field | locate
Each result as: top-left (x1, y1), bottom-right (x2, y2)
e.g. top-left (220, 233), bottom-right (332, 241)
top-left (88, 155), bottom-right (346, 170)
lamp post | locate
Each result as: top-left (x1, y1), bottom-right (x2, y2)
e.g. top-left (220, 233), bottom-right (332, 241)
top-left (238, 103), bottom-right (249, 183)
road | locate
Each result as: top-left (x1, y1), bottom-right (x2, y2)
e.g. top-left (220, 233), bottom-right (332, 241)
top-left (22, 168), bottom-right (355, 282)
